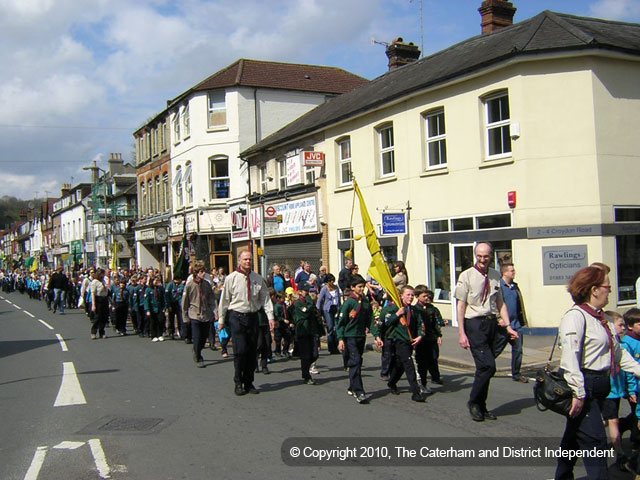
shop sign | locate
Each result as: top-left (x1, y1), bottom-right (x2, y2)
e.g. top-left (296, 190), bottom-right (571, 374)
top-left (135, 229), bottom-right (155, 241)
top-left (231, 209), bottom-right (249, 242)
top-left (542, 245), bottom-right (588, 286)
top-left (170, 212), bottom-right (198, 236)
top-left (250, 196), bottom-right (318, 238)
top-left (381, 213), bottom-right (406, 235)
top-left (199, 210), bottom-right (231, 233)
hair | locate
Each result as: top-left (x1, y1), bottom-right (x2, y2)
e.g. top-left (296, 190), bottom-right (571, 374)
top-left (500, 262), bottom-right (514, 273)
top-left (474, 242), bottom-right (493, 255)
top-left (393, 261), bottom-right (408, 283)
top-left (605, 310), bottom-right (623, 322)
top-left (400, 285), bottom-right (414, 295)
top-left (269, 287), bottom-right (276, 297)
top-left (623, 308), bottom-right (640, 328)
top-left (590, 262), bottom-right (611, 273)
top-left (414, 284), bottom-right (429, 297)
top-left (566, 265), bottom-right (608, 304)
top-left (343, 287), bottom-right (352, 297)
top-left (325, 273), bottom-right (335, 283)
top-left (349, 274), bottom-right (366, 287)
top-left (192, 260), bottom-right (205, 272)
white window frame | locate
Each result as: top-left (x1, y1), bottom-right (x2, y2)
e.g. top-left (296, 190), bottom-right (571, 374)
top-left (140, 183), bottom-right (146, 216)
top-left (377, 124), bottom-right (395, 178)
top-left (148, 179), bottom-right (154, 215)
top-left (277, 159), bottom-right (287, 190)
top-left (173, 166), bottom-right (183, 208)
top-left (337, 137), bottom-right (352, 186)
top-left (183, 162), bottom-right (193, 205)
top-left (173, 110), bottom-right (181, 144)
top-left (183, 104), bottom-right (190, 138)
top-left (208, 90), bottom-right (227, 129)
top-left (484, 91), bottom-right (511, 159)
top-left (162, 173), bottom-right (170, 212)
top-left (259, 164), bottom-right (268, 193)
top-left (424, 109), bottom-right (447, 169)
top-left (209, 156), bottom-right (230, 200)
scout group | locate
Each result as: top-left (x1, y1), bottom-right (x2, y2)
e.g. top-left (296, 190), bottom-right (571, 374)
top-left (0, 253), bottom-right (445, 407)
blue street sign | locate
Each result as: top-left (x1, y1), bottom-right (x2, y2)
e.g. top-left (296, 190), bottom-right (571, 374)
top-left (381, 213), bottom-right (406, 235)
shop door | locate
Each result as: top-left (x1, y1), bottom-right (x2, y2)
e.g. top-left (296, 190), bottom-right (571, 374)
top-left (211, 253), bottom-right (232, 277)
top-left (449, 244), bottom-right (475, 327)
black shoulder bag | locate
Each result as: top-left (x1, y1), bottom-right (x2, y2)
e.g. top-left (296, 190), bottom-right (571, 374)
top-left (533, 309), bottom-right (586, 417)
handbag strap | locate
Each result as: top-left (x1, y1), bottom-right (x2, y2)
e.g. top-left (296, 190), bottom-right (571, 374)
top-left (549, 308), bottom-right (587, 363)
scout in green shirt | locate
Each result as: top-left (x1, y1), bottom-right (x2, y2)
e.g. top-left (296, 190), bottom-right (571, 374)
top-left (336, 275), bottom-right (382, 404)
top-left (292, 283), bottom-right (322, 384)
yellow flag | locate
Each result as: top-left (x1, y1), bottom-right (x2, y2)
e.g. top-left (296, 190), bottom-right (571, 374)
top-left (353, 179), bottom-right (401, 307)
top-left (30, 256), bottom-right (38, 273)
top-left (110, 241), bottom-right (118, 270)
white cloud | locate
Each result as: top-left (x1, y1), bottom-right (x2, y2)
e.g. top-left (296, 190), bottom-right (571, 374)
top-left (590, 0), bottom-right (640, 20)
top-left (0, 173), bottom-right (58, 199)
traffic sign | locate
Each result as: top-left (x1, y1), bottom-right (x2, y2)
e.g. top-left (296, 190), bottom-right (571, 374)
top-left (265, 205), bottom-right (277, 218)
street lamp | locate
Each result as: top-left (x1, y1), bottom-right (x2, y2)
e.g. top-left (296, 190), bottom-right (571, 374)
top-left (83, 161), bottom-right (114, 269)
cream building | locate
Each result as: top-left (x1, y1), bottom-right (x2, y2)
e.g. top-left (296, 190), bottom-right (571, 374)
top-left (242, 9), bottom-right (640, 329)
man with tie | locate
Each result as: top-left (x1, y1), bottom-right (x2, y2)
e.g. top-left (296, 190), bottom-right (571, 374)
top-left (218, 251), bottom-right (274, 396)
top-left (455, 242), bottom-right (518, 422)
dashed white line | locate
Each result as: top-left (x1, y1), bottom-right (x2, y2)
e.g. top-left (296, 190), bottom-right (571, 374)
top-left (56, 334), bottom-right (69, 352)
top-left (23, 446), bottom-right (47, 480)
top-left (38, 319), bottom-right (54, 330)
top-left (88, 439), bottom-right (111, 479)
top-left (54, 362), bottom-right (87, 407)
top-left (24, 310), bottom-right (35, 318)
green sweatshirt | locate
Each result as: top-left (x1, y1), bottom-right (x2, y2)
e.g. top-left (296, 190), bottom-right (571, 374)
top-left (336, 295), bottom-right (374, 340)
top-left (382, 303), bottom-right (422, 344)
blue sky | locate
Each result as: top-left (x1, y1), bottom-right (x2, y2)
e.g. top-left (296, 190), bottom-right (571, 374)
top-left (1, 0), bottom-right (639, 199)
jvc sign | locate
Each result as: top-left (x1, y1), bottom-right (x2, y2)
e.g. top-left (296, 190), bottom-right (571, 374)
top-left (301, 151), bottom-right (325, 167)
top-left (382, 213), bottom-right (406, 235)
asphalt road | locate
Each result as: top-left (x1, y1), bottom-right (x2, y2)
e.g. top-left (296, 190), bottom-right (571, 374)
top-left (0, 291), bottom-right (632, 480)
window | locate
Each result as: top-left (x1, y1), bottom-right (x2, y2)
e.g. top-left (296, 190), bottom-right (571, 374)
top-left (148, 180), bottom-right (154, 215)
top-left (484, 92), bottom-right (511, 158)
top-left (162, 173), bottom-right (170, 211)
top-left (277, 158), bottom-right (287, 190)
top-left (476, 213), bottom-right (511, 229)
top-left (210, 156), bottom-right (230, 199)
top-left (151, 128), bottom-right (157, 156)
top-left (337, 137), bottom-right (352, 185)
top-left (378, 124), bottom-right (395, 177)
top-left (338, 228), bottom-right (354, 267)
top-left (173, 166), bottom-right (183, 208)
top-left (426, 243), bottom-right (450, 300)
top-left (425, 109), bottom-right (447, 168)
top-left (184, 162), bottom-right (193, 205)
top-left (615, 207), bottom-right (640, 303)
top-left (161, 123), bottom-right (167, 151)
top-left (140, 183), bottom-right (146, 216)
top-left (208, 90), bottom-right (227, 128)
top-left (425, 219), bottom-right (449, 233)
top-left (305, 166), bottom-right (316, 185)
top-left (259, 164), bottom-right (268, 193)
top-left (173, 110), bottom-right (181, 144)
top-left (156, 177), bottom-right (161, 214)
top-left (183, 104), bottom-right (190, 138)
top-left (451, 217), bottom-right (473, 231)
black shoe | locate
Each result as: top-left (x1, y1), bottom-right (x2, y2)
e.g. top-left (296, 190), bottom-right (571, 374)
top-left (615, 453), bottom-right (628, 471)
top-left (411, 392), bottom-right (426, 403)
top-left (245, 385), bottom-right (259, 394)
top-left (185, 339), bottom-right (193, 344)
top-left (433, 378), bottom-right (443, 385)
top-left (193, 352), bottom-right (198, 363)
top-left (197, 360), bottom-right (205, 368)
top-left (387, 383), bottom-right (400, 395)
top-left (210, 345), bottom-right (218, 351)
top-left (235, 384), bottom-right (246, 396)
top-left (263, 366), bottom-right (270, 375)
top-left (304, 378), bottom-right (316, 385)
top-left (512, 375), bottom-right (529, 383)
top-left (468, 402), bottom-right (484, 422)
top-left (356, 393), bottom-right (368, 404)
top-left (482, 409), bottom-right (497, 420)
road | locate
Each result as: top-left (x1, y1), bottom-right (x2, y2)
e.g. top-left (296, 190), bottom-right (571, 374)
top-left (0, 290), bottom-right (630, 480)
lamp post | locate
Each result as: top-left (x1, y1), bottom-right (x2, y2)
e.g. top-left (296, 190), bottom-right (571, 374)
top-left (83, 161), bottom-right (114, 268)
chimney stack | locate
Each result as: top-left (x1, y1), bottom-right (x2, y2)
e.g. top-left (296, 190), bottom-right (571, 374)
top-left (478, 0), bottom-right (516, 34)
top-left (61, 183), bottom-right (71, 198)
top-left (108, 152), bottom-right (124, 175)
top-left (385, 37), bottom-right (420, 71)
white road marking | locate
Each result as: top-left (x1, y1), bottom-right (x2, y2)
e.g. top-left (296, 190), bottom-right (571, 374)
top-left (24, 310), bottom-right (36, 318)
top-left (54, 362), bottom-right (87, 407)
top-left (38, 319), bottom-right (54, 330)
top-left (53, 441), bottom-right (85, 450)
top-left (23, 446), bottom-right (47, 480)
top-left (88, 438), bottom-right (111, 479)
top-left (55, 334), bottom-right (69, 352)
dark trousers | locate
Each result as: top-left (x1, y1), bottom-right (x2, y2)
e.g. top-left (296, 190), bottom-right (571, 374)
top-left (129, 308), bottom-right (139, 332)
top-left (191, 320), bottom-right (210, 362)
top-left (493, 326), bottom-right (523, 377)
top-left (138, 308), bottom-right (149, 336)
top-left (149, 311), bottom-right (164, 338)
top-left (345, 337), bottom-right (366, 395)
top-left (380, 338), bottom-right (392, 377)
top-left (298, 336), bottom-right (319, 380)
top-left (415, 339), bottom-right (441, 384)
top-left (256, 325), bottom-right (272, 369)
top-left (114, 304), bottom-right (128, 333)
top-left (273, 324), bottom-right (293, 354)
top-left (228, 311), bottom-right (258, 388)
top-left (91, 297), bottom-right (109, 337)
top-left (324, 310), bottom-right (339, 354)
top-left (555, 373), bottom-right (611, 480)
top-left (466, 317), bottom-right (497, 409)
top-left (389, 340), bottom-right (421, 394)
top-left (181, 320), bottom-right (192, 342)
top-left (166, 303), bottom-right (180, 335)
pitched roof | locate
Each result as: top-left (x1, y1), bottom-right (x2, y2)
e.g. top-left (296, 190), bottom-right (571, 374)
top-left (241, 10), bottom-right (640, 158)
top-left (167, 58), bottom-right (369, 108)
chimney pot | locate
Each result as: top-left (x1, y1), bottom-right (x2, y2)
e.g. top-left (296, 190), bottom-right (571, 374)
top-left (478, 0), bottom-right (516, 34)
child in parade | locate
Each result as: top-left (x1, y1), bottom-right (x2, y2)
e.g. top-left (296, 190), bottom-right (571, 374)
top-left (291, 283), bottom-right (323, 384)
top-left (413, 285), bottom-right (444, 393)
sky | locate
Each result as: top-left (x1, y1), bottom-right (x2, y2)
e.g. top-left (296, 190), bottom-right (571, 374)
top-left (2, 0), bottom-right (640, 200)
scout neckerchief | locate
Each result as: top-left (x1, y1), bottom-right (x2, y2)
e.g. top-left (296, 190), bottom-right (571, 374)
top-left (579, 303), bottom-right (618, 375)
top-left (236, 267), bottom-right (252, 301)
top-left (348, 292), bottom-right (363, 320)
top-left (628, 331), bottom-right (640, 342)
top-left (473, 264), bottom-right (490, 304)
top-left (154, 286), bottom-right (159, 300)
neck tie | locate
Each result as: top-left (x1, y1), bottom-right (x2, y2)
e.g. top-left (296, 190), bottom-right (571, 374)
top-left (473, 264), bottom-right (490, 304)
top-left (237, 268), bottom-right (251, 302)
